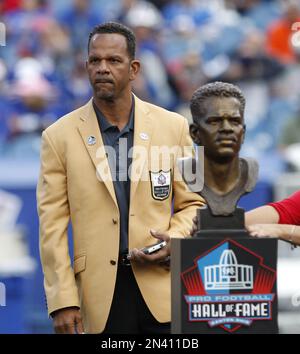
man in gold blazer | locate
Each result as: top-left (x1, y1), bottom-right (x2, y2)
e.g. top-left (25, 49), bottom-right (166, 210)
top-left (37, 22), bottom-right (204, 334)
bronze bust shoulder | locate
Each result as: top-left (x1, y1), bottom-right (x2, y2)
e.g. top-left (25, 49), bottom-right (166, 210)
top-left (179, 156), bottom-right (258, 216)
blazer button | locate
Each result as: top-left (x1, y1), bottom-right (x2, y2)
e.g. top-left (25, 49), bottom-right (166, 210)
top-left (112, 218), bottom-right (118, 224)
top-left (110, 260), bottom-right (116, 266)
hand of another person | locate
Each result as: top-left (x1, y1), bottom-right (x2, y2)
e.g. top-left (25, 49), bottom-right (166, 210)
top-left (247, 224), bottom-right (281, 238)
top-left (247, 223), bottom-right (299, 248)
top-left (52, 307), bottom-right (84, 334)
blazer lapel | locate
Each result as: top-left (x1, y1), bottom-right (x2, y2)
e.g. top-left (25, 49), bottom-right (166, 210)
top-left (130, 95), bottom-right (153, 201)
top-left (77, 99), bottom-right (118, 207)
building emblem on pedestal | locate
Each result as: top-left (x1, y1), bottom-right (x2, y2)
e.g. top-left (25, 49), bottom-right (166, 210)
top-left (204, 250), bottom-right (253, 290)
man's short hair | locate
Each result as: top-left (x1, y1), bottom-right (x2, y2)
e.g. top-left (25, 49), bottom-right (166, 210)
top-left (190, 82), bottom-right (246, 124)
top-left (88, 22), bottom-right (136, 59)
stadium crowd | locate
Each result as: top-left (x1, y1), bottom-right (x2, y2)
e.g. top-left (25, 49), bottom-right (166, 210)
top-left (1, 0), bottom-right (300, 180)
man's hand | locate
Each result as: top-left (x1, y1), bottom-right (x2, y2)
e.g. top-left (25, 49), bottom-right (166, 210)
top-left (189, 216), bottom-right (198, 237)
top-left (128, 230), bottom-right (170, 266)
top-left (52, 307), bottom-right (84, 334)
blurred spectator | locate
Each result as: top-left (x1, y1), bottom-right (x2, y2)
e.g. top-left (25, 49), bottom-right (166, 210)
top-left (266, 0), bottom-right (300, 64)
top-left (162, 0), bottom-right (212, 28)
top-left (0, 58), bottom-right (10, 150)
top-left (3, 57), bottom-right (63, 157)
top-left (124, 1), bottom-right (176, 109)
top-left (263, 48), bottom-right (300, 154)
top-left (115, 0), bottom-right (137, 23)
top-left (147, 0), bottom-right (172, 11)
top-left (124, 0), bottom-right (162, 53)
top-left (225, 0), bottom-right (281, 30)
top-left (58, 0), bottom-right (104, 52)
top-left (218, 29), bottom-right (284, 82)
top-left (226, 0), bottom-right (260, 14)
top-left (279, 103), bottom-right (300, 153)
top-left (199, 1), bottom-right (247, 61)
top-left (63, 49), bottom-right (92, 110)
top-left (34, 17), bottom-right (71, 76)
top-left (231, 0), bottom-right (281, 31)
top-left (167, 51), bottom-right (207, 118)
top-left (217, 29), bottom-right (284, 138)
top-left (0, 58), bottom-right (8, 93)
top-left (2, 0), bottom-right (51, 67)
top-left (271, 43), bottom-right (300, 106)
top-left (0, 0), bottom-right (21, 13)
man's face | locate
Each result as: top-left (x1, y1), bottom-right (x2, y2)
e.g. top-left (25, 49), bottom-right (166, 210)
top-left (86, 33), bottom-right (140, 102)
top-left (190, 97), bottom-right (245, 163)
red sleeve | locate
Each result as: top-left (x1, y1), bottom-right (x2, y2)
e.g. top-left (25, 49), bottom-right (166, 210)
top-left (268, 191), bottom-right (300, 225)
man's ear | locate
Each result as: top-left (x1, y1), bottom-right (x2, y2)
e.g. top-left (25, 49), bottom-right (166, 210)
top-left (190, 123), bottom-right (201, 145)
top-left (129, 59), bottom-right (141, 81)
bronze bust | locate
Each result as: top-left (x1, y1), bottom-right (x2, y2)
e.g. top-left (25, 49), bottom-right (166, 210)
top-left (179, 81), bottom-right (258, 216)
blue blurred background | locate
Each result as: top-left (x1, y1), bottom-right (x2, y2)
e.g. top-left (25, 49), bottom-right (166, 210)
top-left (1, 0), bottom-right (300, 333)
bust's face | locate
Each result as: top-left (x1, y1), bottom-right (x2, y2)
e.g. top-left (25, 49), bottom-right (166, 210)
top-left (191, 96), bottom-right (245, 162)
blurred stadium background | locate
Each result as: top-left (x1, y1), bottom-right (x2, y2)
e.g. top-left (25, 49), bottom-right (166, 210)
top-left (1, 0), bottom-right (300, 333)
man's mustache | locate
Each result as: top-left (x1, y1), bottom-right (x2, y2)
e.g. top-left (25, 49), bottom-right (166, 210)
top-left (94, 78), bottom-right (114, 84)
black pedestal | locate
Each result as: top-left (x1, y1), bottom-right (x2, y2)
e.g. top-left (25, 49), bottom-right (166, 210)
top-left (171, 207), bottom-right (278, 334)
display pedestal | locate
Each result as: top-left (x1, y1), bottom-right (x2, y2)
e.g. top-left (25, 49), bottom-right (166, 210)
top-left (171, 207), bottom-right (278, 334)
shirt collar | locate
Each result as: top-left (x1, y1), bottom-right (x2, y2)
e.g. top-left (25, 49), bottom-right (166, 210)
top-left (93, 96), bottom-right (135, 133)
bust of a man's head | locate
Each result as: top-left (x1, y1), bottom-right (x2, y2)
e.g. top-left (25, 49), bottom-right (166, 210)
top-left (189, 81), bottom-right (246, 164)
top-left (181, 81), bottom-right (258, 216)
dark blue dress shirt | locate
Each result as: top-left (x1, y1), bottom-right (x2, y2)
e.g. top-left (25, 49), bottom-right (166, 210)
top-left (93, 100), bottom-right (134, 254)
